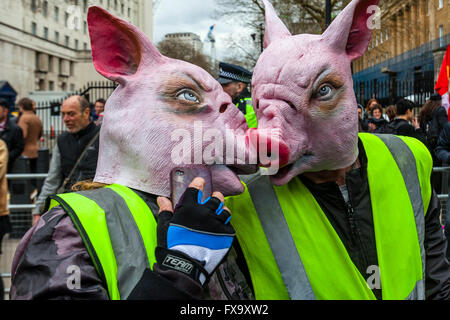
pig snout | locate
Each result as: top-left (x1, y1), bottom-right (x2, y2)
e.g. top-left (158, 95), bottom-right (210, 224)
top-left (247, 128), bottom-right (290, 169)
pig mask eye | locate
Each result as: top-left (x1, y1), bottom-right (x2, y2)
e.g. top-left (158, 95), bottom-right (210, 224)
top-left (314, 84), bottom-right (334, 101)
top-left (177, 90), bottom-right (200, 103)
top-left (318, 85), bottom-right (332, 97)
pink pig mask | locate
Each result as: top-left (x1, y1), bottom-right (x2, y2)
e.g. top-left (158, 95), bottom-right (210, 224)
top-left (253, 0), bottom-right (379, 186)
top-left (87, 6), bottom-right (256, 197)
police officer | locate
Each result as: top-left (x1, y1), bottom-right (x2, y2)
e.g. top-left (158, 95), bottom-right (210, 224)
top-left (217, 62), bottom-right (257, 128)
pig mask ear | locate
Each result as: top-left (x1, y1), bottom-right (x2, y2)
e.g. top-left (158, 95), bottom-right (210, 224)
top-left (87, 6), bottom-right (164, 84)
top-left (262, 0), bottom-right (291, 49)
top-left (322, 0), bottom-right (380, 61)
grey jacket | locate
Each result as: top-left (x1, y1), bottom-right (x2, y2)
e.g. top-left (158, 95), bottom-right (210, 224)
top-left (32, 144), bottom-right (63, 215)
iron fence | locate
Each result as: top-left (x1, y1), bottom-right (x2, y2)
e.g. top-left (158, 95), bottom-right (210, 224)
top-left (35, 81), bottom-right (117, 150)
top-left (354, 74), bottom-right (435, 109)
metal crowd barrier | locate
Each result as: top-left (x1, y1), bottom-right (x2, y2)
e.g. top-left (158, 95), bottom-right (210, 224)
top-left (1, 273), bottom-right (11, 295)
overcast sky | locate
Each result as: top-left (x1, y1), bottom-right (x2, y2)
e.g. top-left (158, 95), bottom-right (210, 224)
top-left (153, 0), bottom-right (249, 62)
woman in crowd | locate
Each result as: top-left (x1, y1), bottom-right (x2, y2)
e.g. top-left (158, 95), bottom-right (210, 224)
top-left (368, 104), bottom-right (389, 133)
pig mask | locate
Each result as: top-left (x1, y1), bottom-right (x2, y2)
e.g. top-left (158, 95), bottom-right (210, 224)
top-left (253, 0), bottom-right (379, 186)
top-left (87, 6), bottom-right (255, 197)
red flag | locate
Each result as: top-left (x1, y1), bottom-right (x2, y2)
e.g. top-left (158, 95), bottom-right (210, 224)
top-left (435, 45), bottom-right (449, 97)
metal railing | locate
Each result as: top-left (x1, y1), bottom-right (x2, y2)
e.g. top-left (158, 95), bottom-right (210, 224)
top-left (1, 273), bottom-right (11, 295)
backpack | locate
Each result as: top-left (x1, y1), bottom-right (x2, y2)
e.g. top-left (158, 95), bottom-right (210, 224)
top-left (377, 121), bottom-right (398, 135)
top-left (423, 107), bottom-right (444, 152)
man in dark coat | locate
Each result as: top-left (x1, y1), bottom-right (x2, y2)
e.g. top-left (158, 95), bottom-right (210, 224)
top-left (0, 98), bottom-right (24, 172)
top-left (389, 99), bottom-right (427, 144)
top-left (435, 122), bottom-right (450, 260)
top-left (32, 95), bottom-right (99, 224)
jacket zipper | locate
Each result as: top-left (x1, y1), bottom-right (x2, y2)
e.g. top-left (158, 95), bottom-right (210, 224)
top-left (216, 267), bottom-right (234, 300)
top-left (344, 199), bottom-right (370, 276)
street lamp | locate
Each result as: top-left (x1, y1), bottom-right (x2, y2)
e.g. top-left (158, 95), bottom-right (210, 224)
top-left (325, 0), bottom-right (332, 28)
top-left (251, 24), bottom-right (264, 54)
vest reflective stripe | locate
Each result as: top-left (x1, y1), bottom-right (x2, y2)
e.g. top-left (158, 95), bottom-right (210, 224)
top-left (247, 174), bottom-right (315, 300)
top-left (47, 184), bottom-right (157, 300)
top-left (227, 134), bottom-right (431, 300)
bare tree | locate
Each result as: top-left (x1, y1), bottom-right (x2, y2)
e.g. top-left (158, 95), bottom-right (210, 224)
top-left (213, 0), bottom-right (351, 68)
top-left (157, 38), bottom-right (214, 75)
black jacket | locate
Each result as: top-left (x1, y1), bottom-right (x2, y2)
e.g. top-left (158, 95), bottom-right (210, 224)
top-left (389, 118), bottom-right (427, 144)
top-left (57, 122), bottom-right (99, 191)
top-left (420, 106), bottom-right (449, 164)
top-left (435, 122), bottom-right (450, 164)
top-left (0, 118), bottom-right (24, 172)
top-left (368, 117), bottom-right (389, 134)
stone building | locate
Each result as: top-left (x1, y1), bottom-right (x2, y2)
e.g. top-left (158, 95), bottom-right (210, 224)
top-left (163, 32), bottom-right (204, 54)
top-left (352, 0), bottom-right (449, 106)
top-left (0, 0), bottom-right (153, 102)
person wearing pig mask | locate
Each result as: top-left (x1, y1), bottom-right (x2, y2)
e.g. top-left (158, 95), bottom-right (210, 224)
top-left (9, 7), bottom-right (258, 300)
top-left (224, 0), bottom-right (450, 300)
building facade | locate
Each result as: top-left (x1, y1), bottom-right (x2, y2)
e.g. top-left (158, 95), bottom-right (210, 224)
top-left (164, 32), bottom-right (204, 53)
top-left (0, 0), bottom-right (153, 103)
top-left (352, 0), bottom-right (449, 107)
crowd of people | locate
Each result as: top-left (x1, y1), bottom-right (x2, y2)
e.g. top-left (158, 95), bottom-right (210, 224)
top-left (358, 94), bottom-right (449, 191)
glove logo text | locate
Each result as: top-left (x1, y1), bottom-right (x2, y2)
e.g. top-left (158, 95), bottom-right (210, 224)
top-left (163, 254), bottom-right (194, 275)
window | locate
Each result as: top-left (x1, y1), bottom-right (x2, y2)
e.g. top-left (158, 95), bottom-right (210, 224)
top-left (43, 27), bottom-right (49, 39)
top-left (75, 39), bottom-right (79, 50)
top-left (84, 21), bottom-right (87, 34)
top-left (31, 0), bottom-right (37, 12)
top-left (48, 56), bottom-right (54, 72)
top-left (43, 1), bottom-right (48, 17)
top-left (65, 36), bottom-right (70, 47)
top-left (83, 42), bottom-right (88, 50)
top-left (49, 81), bottom-right (55, 91)
top-left (65, 12), bottom-right (69, 27)
top-left (438, 0), bottom-right (443, 9)
top-left (31, 22), bottom-right (37, 35)
top-left (38, 79), bottom-right (45, 91)
top-left (54, 6), bottom-right (59, 22)
top-left (439, 25), bottom-right (444, 47)
top-left (55, 31), bottom-right (60, 43)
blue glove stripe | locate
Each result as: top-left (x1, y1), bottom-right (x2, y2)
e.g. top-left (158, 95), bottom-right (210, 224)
top-left (215, 202), bottom-right (224, 215)
top-left (197, 190), bottom-right (211, 205)
top-left (167, 226), bottom-right (233, 250)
